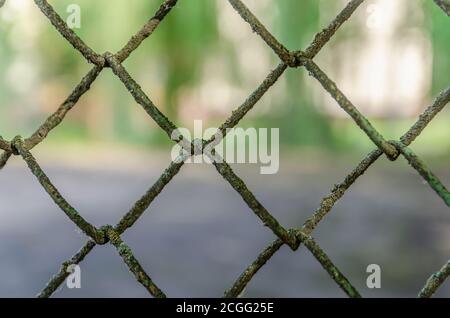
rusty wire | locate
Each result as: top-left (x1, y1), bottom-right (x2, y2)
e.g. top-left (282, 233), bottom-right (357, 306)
top-left (0, 0), bottom-right (449, 298)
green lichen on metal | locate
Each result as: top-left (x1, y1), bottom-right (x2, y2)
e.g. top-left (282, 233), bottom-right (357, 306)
top-left (116, 0), bottom-right (179, 63)
top-left (419, 259), bottom-right (450, 297)
top-left (115, 160), bottom-right (185, 234)
top-left (38, 241), bottom-right (96, 298)
top-left (295, 230), bottom-right (361, 298)
top-left (0, 136), bottom-right (11, 152)
top-left (434, 0), bottom-right (450, 17)
top-left (227, 0), bottom-right (295, 66)
top-left (34, 0), bottom-right (105, 66)
top-left (106, 226), bottom-right (166, 298)
top-left (304, 0), bottom-right (364, 58)
top-left (400, 87), bottom-right (450, 146)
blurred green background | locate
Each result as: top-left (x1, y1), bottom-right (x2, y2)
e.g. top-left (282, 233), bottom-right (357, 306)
top-left (0, 0), bottom-right (449, 156)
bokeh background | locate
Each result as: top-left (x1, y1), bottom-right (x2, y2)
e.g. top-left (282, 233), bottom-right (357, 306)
top-left (0, 0), bottom-right (449, 297)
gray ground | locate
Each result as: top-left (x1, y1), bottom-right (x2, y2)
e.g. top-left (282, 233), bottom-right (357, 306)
top-left (0, 153), bottom-right (449, 298)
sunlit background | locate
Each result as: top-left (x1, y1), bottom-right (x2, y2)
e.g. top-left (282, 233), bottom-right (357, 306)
top-left (0, 0), bottom-right (449, 297)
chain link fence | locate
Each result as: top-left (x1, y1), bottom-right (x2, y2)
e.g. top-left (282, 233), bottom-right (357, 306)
top-left (0, 0), bottom-right (449, 298)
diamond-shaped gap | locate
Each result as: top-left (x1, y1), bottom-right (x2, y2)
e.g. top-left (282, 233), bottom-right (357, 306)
top-left (119, 162), bottom-right (275, 297)
top-left (309, 153), bottom-right (450, 297)
top-left (212, 0), bottom-right (338, 148)
top-left (121, 0), bottom-right (285, 131)
top-left (223, 129), bottom-right (351, 229)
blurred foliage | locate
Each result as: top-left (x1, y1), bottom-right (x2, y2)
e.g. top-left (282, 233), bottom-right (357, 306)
top-left (274, 0), bottom-right (336, 149)
top-left (424, 0), bottom-right (450, 95)
top-left (0, 0), bottom-right (448, 155)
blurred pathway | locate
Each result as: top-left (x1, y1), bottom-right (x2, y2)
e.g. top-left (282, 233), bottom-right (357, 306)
top-left (0, 154), bottom-right (449, 297)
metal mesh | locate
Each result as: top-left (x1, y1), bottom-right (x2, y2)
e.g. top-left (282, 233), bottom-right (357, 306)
top-left (0, 0), bottom-right (449, 298)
